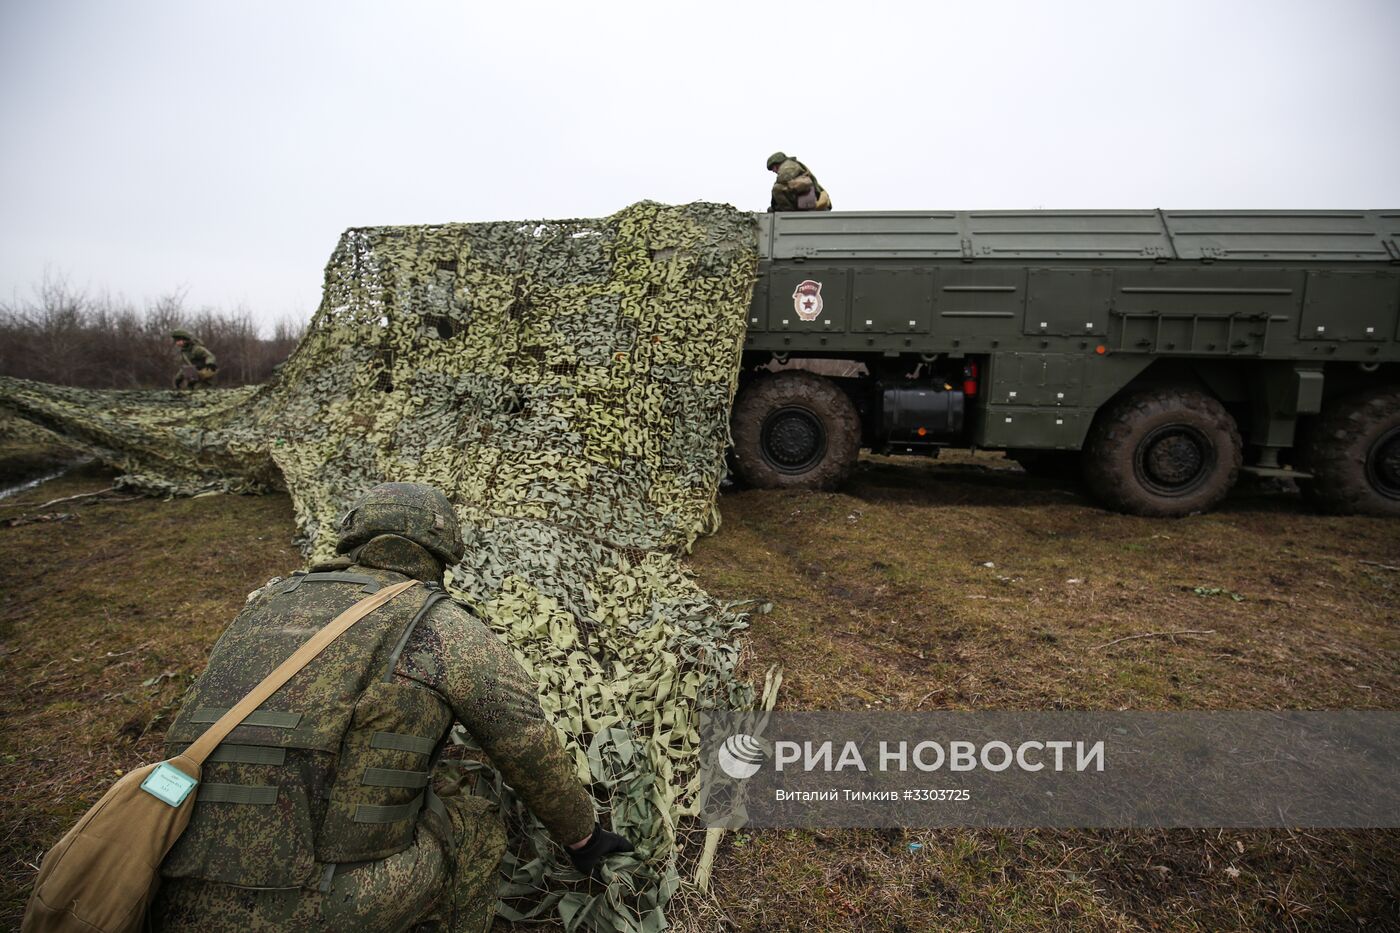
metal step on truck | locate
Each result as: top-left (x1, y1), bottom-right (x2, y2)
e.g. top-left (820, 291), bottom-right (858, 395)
top-left (729, 209), bottom-right (1400, 517)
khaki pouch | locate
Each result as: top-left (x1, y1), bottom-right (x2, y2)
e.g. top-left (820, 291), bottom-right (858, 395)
top-left (22, 580), bottom-right (419, 933)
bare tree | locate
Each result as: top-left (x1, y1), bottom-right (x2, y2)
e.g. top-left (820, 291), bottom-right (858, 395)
top-left (0, 278), bottom-right (306, 389)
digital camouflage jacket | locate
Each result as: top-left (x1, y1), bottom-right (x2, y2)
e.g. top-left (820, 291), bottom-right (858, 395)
top-left (162, 558), bottom-right (595, 891)
top-left (179, 341), bottom-right (216, 370)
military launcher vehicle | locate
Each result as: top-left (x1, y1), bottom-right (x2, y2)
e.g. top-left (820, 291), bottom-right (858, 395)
top-left (731, 210), bottom-right (1400, 516)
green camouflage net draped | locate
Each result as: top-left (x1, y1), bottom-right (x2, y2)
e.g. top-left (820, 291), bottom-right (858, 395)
top-left (0, 201), bottom-right (765, 932)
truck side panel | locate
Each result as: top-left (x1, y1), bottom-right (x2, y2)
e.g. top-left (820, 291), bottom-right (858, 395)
top-left (973, 353), bottom-right (1152, 449)
top-left (935, 268), bottom-right (1026, 345)
top-left (1299, 270), bottom-right (1400, 342)
top-left (1109, 267), bottom-right (1304, 357)
top-left (737, 211), bottom-right (1400, 515)
top-left (744, 210), bottom-right (1399, 453)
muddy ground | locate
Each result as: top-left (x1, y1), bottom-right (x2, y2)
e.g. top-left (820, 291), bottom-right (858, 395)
top-left (1, 448), bottom-right (1396, 931)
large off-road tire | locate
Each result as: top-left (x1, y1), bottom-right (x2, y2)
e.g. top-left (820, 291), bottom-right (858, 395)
top-left (730, 371), bottom-right (861, 490)
top-left (1082, 388), bottom-right (1242, 517)
top-left (1298, 386), bottom-right (1400, 516)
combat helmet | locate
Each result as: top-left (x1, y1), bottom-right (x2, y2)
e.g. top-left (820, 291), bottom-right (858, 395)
top-left (766, 151), bottom-right (787, 169)
top-left (336, 482), bottom-right (464, 566)
top-left (170, 328), bottom-right (193, 341)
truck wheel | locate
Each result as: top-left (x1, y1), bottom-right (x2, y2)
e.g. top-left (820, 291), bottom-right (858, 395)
top-left (1298, 387), bottom-right (1400, 516)
top-left (730, 371), bottom-right (860, 490)
top-left (1083, 388), bottom-right (1242, 517)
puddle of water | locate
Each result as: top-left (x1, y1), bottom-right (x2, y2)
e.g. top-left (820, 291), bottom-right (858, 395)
top-left (0, 460), bottom-right (91, 501)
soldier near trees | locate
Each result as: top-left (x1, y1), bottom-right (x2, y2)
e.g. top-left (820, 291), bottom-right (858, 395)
top-left (150, 482), bottom-right (633, 932)
top-left (170, 329), bottom-right (218, 389)
top-left (767, 151), bottom-right (832, 212)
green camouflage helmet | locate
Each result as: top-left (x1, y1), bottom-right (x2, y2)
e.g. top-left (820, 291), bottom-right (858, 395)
top-left (766, 151), bottom-right (787, 169)
top-left (170, 328), bottom-right (193, 341)
top-left (336, 482), bottom-right (464, 565)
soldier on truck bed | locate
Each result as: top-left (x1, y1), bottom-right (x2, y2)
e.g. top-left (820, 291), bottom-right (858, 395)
top-left (767, 151), bottom-right (831, 212)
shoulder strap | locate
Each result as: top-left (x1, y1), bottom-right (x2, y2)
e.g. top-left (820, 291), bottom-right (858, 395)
top-left (182, 579), bottom-right (420, 766)
top-left (382, 589), bottom-right (446, 681)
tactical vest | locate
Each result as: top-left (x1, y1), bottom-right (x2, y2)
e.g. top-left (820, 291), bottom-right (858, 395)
top-left (161, 568), bottom-right (453, 889)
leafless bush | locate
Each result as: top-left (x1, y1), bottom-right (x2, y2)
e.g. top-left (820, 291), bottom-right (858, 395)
top-left (0, 276), bottom-right (305, 388)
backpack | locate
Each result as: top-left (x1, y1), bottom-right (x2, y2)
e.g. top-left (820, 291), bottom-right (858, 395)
top-left (21, 579), bottom-right (420, 933)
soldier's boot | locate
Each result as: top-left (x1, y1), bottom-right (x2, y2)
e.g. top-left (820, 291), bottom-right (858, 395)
top-left (415, 793), bottom-right (508, 933)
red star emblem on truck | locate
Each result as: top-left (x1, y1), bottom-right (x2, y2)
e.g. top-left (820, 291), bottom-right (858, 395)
top-left (792, 279), bottom-right (824, 321)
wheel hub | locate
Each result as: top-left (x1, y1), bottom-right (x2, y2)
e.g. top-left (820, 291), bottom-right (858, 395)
top-left (760, 407), bottom-right (827, 474)
top-left (1367, 426), bottom-right (1400, 500)
top-left (1136, 426), bottom-right (1212, 495)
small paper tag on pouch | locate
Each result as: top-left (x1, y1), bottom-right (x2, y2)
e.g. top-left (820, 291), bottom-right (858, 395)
top-left (140, 761), bottom-right (198, 807)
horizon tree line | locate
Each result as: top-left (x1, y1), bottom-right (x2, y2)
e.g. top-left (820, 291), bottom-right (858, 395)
top-left (0, 276), bottom-right (306, 389)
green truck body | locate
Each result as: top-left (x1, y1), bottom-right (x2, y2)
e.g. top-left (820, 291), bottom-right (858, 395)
top-left (731, 210), bottom-right (1400, 516)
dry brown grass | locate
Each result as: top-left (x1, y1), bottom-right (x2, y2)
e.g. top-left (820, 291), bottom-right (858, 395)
top-left (1, 448), bottom-right (1396, 930)
top-left (684, 451), bottom-right (1400, 931)
top-left (0, 465), bottom-right (300, 927)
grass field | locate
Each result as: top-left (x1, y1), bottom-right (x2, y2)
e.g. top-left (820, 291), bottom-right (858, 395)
top-left (688, 454), bottom-right (1399, 931)
top-left (1, 447), bottom-right (1396, 931)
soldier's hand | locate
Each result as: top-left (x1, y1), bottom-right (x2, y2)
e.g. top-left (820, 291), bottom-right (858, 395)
top-left (566, 822), bottom-right (634, 876)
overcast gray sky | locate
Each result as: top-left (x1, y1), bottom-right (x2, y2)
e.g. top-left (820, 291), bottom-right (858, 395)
top-left (2, 0), bottom-right (1397, 331)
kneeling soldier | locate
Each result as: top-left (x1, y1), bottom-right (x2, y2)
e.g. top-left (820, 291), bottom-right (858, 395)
top-left (152, 482), bottom-right (631, 932)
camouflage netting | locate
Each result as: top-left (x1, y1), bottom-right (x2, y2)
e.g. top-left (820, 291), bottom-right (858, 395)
top-left (0, 201), bottom-right (771, 931)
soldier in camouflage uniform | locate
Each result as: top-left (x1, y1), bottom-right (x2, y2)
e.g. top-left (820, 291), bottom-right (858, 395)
top-left (151, 482), bottom-right (632, 932)
top-left (171, 328), bottom-right (218, 389)
top-left (766, 151), bottom-right (832, 212)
